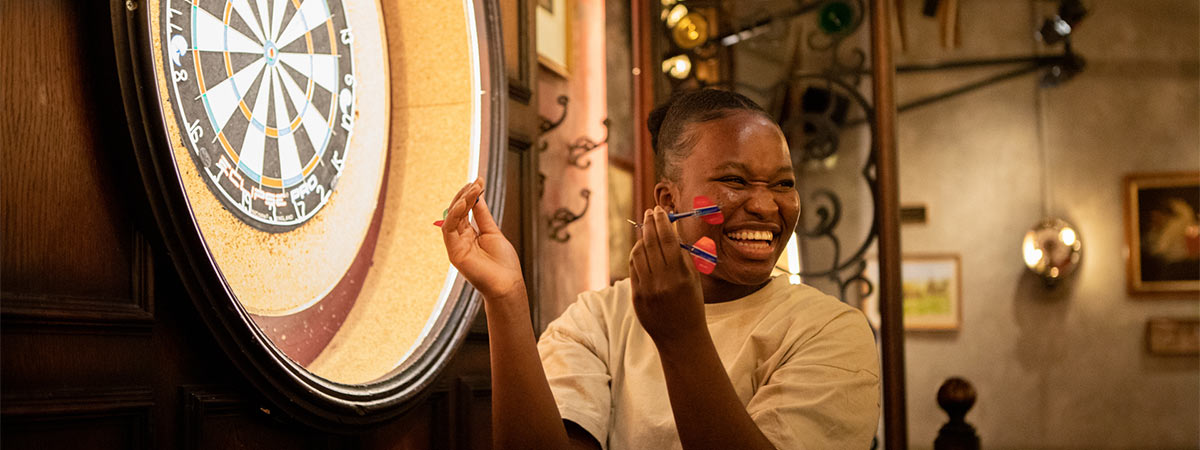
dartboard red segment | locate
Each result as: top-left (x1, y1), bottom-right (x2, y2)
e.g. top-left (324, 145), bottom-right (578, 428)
top-left (163, 0), bottom-right (356, 232)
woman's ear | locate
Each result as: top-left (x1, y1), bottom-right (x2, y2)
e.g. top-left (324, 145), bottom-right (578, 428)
top-left (653, 181), bottom-right (677, 212)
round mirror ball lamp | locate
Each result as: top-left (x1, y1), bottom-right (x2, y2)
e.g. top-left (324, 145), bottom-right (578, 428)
top-left (1022, 218), bottom-right (1083, 286)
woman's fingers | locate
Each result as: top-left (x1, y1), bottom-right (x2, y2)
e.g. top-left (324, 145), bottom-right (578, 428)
top-left (630, 234), bottom-right (651, 278)
top-left (442, 183), bottom-right (480, 251)
top-left (469, 184), bottom-right (502, 235)
top-left (642, 208), bottom-right (668, 268)
top-left (650, 206), bottom-right (683, 268)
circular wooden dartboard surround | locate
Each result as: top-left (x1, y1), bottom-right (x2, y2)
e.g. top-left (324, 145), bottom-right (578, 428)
top-left (114, 0), bottom-right (506, 428)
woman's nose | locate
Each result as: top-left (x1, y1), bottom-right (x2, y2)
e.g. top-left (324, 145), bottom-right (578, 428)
top-left (743, 187), bottom-right (779, 218)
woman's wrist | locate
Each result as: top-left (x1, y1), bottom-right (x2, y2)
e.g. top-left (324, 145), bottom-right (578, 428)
top-left (481, 280), bottom-right (530, 318)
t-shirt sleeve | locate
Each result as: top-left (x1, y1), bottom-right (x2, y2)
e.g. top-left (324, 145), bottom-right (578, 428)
top-left (745, 308), bottom-right (882, 449)
top-left (537, 292), bottom-right (613, 449)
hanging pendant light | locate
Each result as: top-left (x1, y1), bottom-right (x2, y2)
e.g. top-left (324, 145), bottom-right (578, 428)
top-left (1022, 218), bottom-right (1082, 285)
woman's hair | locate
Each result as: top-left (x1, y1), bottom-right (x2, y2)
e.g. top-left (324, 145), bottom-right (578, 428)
top-left (647, 89), bottom-right (773, 181)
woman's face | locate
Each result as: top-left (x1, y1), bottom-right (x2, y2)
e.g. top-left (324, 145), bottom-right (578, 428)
top-left (660, 110), bottom-right (800, 287)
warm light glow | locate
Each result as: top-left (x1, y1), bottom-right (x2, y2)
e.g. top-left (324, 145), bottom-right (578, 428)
top-left (661, 54), bottom-right (692, 79)
top-left (1022, 234), bottom-right (1042, 268)
top-left (786, 232), bottom-right (801, 284)
top-left (666, 4), bottom-right (688, 28)
top-left (1059, 227), bottom-right (1076, 246)
top-left (660, 0), bottom-right (676, 6)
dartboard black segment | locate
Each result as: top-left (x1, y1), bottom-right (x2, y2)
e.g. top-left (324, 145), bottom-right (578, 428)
top-left (162, 0), bottom-right (356, 232)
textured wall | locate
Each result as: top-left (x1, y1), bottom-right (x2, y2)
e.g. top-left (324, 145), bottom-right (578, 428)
top-left (536, 0), bottom-right (609, 332)
top-left (894, 0), bottom-right (1199, 448)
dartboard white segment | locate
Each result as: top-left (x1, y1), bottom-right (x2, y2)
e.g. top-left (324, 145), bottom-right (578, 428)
top-left (270, 0), bottom-right (290, 42)
top-left (229, 0), bottom-right (267, 43)
top-left (203, 59), bottom-right (265, 133)
top-left (275, 0), bottom-right (332, 49)
top-left (193, 6), bottom-right (262, 54)
top-left (269, 68), bottom-right (304, 182)
top-left (237, 71), bottom-right (272, 179)
top-left (279, 53), bottom-right (339, 93)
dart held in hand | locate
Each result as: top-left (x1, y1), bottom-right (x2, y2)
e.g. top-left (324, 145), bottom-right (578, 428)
top-left (681, 236), bottom-right (717, 274)
top-left (627, 196), bottom-right (724, 229)
top-left (668, 195), bottom-right (723, 225)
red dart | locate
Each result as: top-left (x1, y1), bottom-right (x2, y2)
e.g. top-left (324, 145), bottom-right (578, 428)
top-left (693, 196), bottom-right (724, 225)
top-left (682, 236), bottom-right (718, 274)
top-left (434, 208), bottom-right (449, 227)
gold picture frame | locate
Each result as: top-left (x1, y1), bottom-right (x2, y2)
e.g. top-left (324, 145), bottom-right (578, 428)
top-left (536, 0), bottom-right (570, 78)
top-left (1123, 172), bottom-right (1200, 296)
top-left (862, 254), bottom-right (963, 332)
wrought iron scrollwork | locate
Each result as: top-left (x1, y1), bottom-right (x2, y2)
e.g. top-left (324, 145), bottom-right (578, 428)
top-left (548, 189), bottom-right (590, 243)
top-left (566, 119), bottom-right (609, 169)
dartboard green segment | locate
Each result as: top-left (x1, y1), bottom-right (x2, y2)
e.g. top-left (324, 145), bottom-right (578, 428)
top-left (162, 0), bottom-right (357, 232)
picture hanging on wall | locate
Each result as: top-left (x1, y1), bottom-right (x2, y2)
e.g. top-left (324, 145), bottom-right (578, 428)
top-left (861, 254), bottom-right (962, 331)
top-left (536, 0), bottom-right (570, 77)
top-left (1123, 172), bottom-right (1200, 296)
top-left (1145, 317), bottom-right (1200, 356)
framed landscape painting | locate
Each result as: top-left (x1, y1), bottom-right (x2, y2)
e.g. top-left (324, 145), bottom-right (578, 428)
top-left (1124, 172), bottom-right (1200, 296)
top-left (862, 254), bottom-right (962, 331)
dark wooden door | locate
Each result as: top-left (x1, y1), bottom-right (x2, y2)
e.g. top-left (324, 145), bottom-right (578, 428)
top-left (0, 0), bottom-right (538, 448)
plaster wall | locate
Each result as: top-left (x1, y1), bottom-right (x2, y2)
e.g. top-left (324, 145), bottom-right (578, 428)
top-left (893, 1), bottom-right (1199, 448)
top-left (536, 0), bottom-right (609, 332)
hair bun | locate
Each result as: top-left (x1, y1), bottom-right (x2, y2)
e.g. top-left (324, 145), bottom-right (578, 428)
top-left (646, 102), bottom-right (672, 153)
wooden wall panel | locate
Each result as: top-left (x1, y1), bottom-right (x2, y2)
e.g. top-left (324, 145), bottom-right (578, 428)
top-left (0, 0), bottom-right (141, 303)
top-left (1, 387), bottom-right (153, 450)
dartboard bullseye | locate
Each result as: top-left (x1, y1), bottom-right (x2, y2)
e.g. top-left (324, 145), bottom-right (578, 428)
top-left (163, 0), bottom-right (356, 232)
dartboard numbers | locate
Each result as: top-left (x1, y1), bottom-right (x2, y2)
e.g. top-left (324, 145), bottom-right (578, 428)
top-left (162, 0), bottom-right (356, 232)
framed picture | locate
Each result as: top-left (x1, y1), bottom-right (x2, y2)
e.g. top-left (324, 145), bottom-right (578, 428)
top-left (1123, 172), bottom-right (1200, 295)
top-left (862, 254), bottom-right (962, 331)
top-left (536, 0), bottom-right (570, 77)
top-left (1145, 317), bottom-right (1200, 356)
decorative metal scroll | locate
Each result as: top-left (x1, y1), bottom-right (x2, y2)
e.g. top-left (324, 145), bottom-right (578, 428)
top-left (721, 0), bottom-right (879, 306)
top-left (566, 119), bottom-right (610, 169)
top-left (548, 189), bottom-right (591, 242)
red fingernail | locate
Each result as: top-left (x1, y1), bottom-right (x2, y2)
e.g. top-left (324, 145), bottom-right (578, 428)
top-left (434, 220), bottom-right (445, 227)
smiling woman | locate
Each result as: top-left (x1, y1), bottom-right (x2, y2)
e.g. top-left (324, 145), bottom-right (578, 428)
top-left (120, 0), bottom-right (506, 429)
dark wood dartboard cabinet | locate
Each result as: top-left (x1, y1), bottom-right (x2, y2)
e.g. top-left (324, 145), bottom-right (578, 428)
top-left (0, 0), bottom-right (541, 447)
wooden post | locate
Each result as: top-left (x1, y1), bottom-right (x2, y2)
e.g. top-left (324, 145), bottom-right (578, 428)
top-left (869, 0), bottom-right (908, 448)
top-left (631, 0), bottom-right (656, 214)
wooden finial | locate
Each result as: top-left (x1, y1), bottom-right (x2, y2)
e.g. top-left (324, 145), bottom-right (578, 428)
top-left (934, 377), bottom-right (979, 450)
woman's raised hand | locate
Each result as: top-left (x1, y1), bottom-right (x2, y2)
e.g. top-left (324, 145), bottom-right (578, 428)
top-left (441, 179), bottom-right (526, 302)
top-left (629, 206), bottom-right (707, 347)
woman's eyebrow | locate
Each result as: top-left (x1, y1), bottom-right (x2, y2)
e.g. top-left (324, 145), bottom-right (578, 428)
top-left (710, 162), bottom-right (794, 177)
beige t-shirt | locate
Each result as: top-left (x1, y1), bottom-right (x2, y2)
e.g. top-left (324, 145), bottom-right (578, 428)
top-left (537, 276), bottom-right (881, 450)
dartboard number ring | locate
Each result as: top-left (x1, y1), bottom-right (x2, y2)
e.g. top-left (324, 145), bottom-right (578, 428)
top-left (162, 0), bottom-right (356, 232)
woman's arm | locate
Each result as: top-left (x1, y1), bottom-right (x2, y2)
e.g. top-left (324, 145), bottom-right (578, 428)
top-left (441, 180), bottom-right (596, 449)
top-left (629, 207), bottom-right (776, 450)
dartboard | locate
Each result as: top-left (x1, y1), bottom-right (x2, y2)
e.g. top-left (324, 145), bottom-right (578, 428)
top-left (162, 0), bottom-right (355, 232)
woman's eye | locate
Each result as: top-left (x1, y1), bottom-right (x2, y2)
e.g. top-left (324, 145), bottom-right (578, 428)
top-left (774, 180), bottom-right (796, 189)
top-left (718, 177), bottom-right (747, 185)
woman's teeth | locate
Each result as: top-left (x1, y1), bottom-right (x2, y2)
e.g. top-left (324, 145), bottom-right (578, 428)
top-left (725, 230), bottom-right (774, 248)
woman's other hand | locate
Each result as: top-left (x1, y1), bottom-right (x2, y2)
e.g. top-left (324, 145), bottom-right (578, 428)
top-left (441, 178), bottom-right (526, 303)
top-left (629, 206), bottom-right (707, 348)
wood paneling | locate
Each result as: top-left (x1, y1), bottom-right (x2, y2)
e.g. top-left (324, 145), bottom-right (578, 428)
top-left (1, 387), bottom-right (153, 450)
top-left (0, 0), bottom-right (151, 329)
top-left (502, 0), bottom-right (533, 103)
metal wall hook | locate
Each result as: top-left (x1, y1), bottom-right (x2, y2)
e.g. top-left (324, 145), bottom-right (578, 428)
top-left (548, 189), bottom-right (590, 242)
top-left (566, 119), bottom-right (610, 169)
top-left (539, 95), bottom-right (569, 133)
